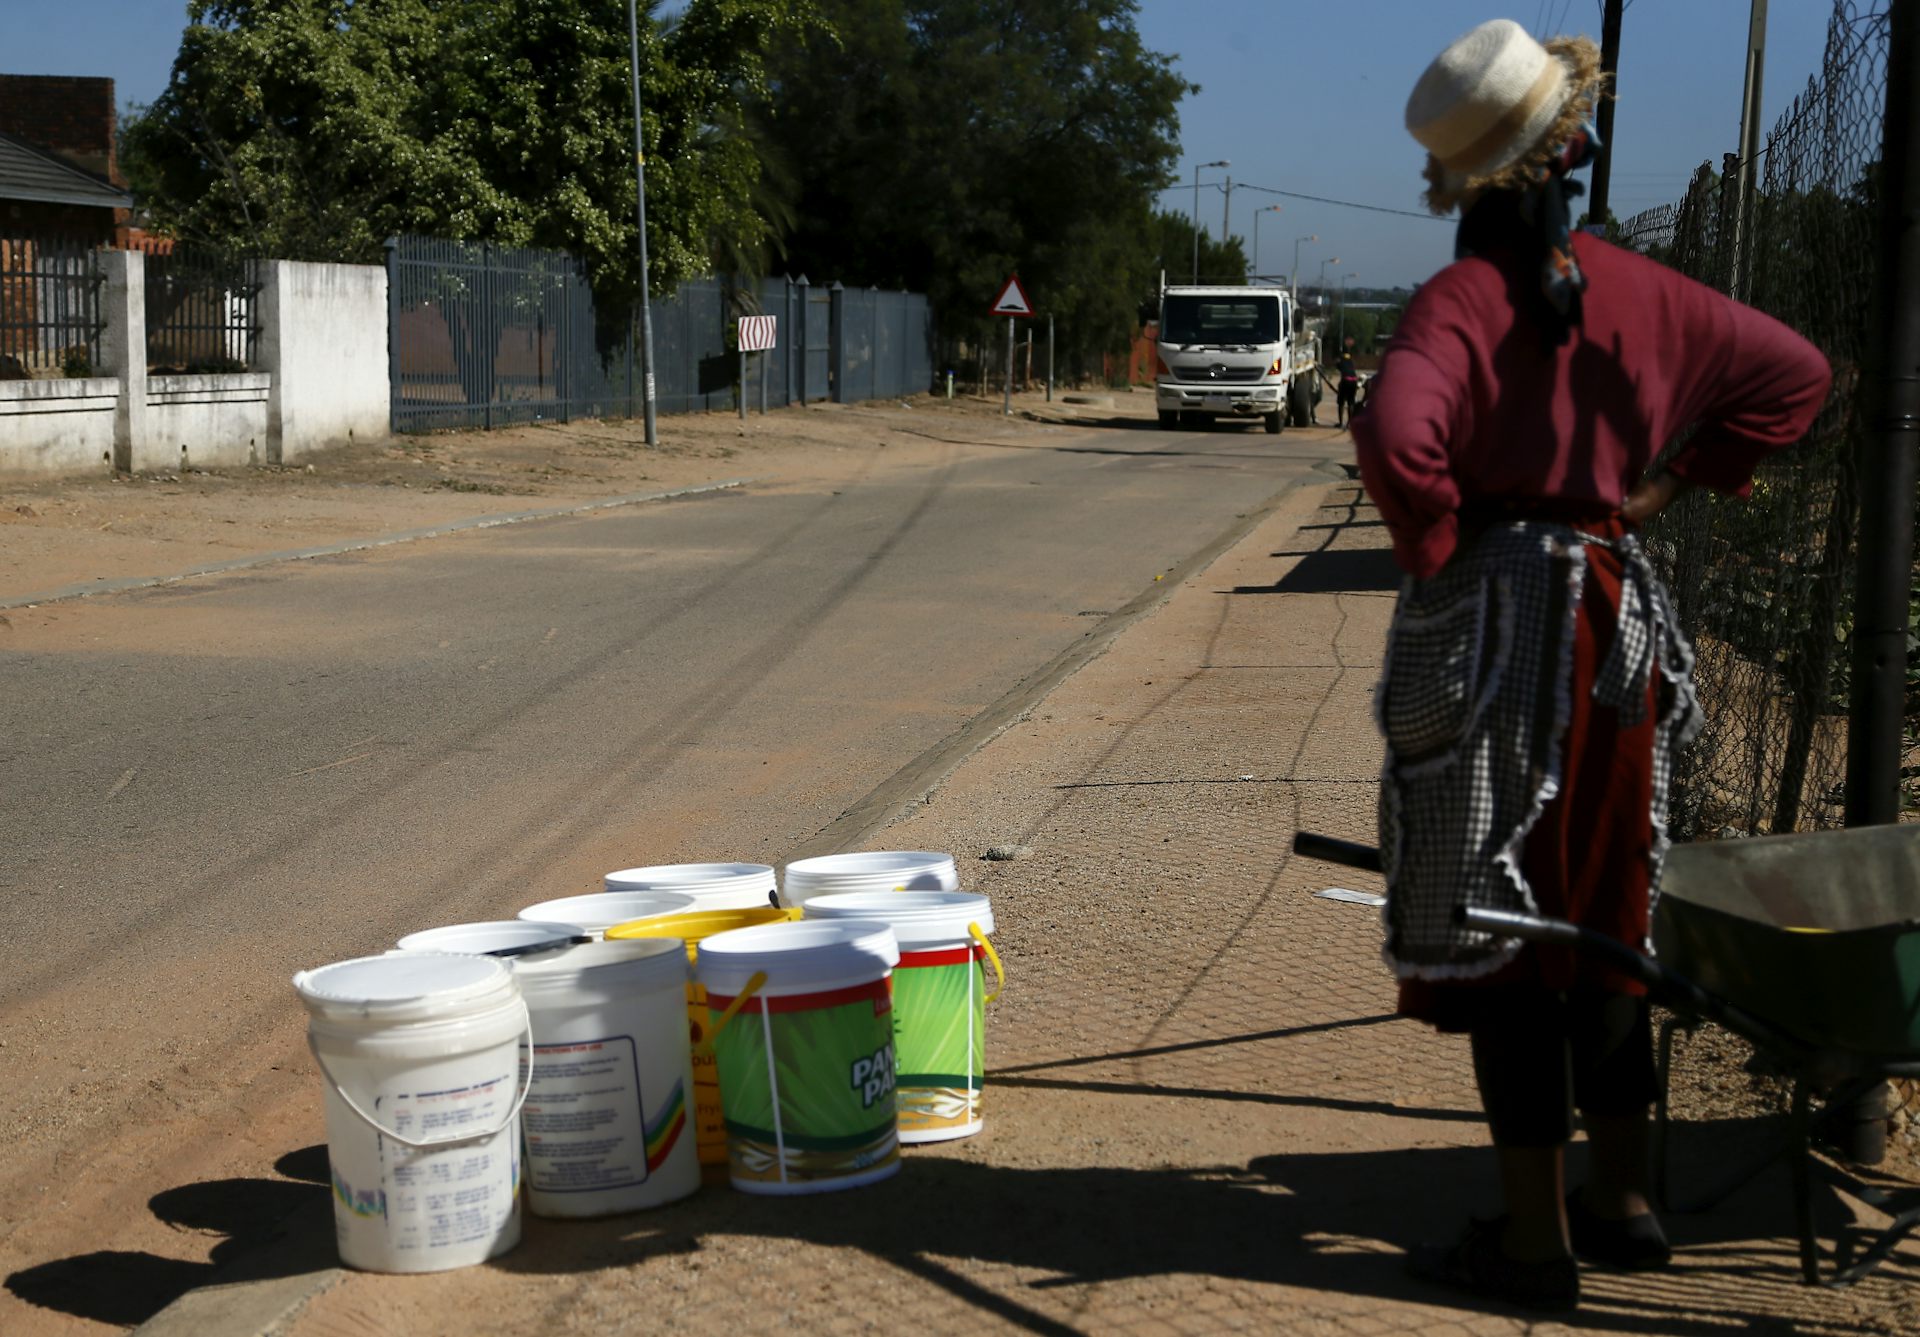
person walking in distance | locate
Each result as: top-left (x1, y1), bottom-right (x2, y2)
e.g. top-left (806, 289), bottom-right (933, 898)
top-left (1353, 18), bottom-right (1829, 1313)
top-left (1334, 339), bottom-right (1361, 428)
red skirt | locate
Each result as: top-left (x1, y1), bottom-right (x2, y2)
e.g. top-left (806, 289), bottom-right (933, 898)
top-left (1399, 522), bottom-right (1660, 1031)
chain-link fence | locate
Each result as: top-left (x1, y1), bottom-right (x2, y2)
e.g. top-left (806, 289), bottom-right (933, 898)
top-left (1617, 1), bottom-right (1895, 839)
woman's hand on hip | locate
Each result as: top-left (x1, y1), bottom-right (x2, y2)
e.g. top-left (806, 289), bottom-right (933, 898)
top-left (1622, 471), bottom-right (1691, 527)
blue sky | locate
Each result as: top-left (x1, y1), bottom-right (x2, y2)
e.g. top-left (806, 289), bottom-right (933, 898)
top-left (8, 1), bottom-right (1840, 289)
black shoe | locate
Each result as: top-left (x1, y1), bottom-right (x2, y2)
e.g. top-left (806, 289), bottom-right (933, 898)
top-left (1567, 1191), bottom-right (1672, 1270)
top-left (1406, 1217), bottom-right (1579, 1313)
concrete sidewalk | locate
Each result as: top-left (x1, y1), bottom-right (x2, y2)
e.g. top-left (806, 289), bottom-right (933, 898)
top-left (265, 476), bottom-right (1919, 1335)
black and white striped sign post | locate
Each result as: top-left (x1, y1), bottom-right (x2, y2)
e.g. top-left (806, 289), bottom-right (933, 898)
top-left (738, 314), bottom-right (777, 419)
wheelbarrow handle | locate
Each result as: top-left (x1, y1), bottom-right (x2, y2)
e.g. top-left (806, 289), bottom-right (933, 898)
top-left (1291, 832), bottom-right (1384, 873)
top-left (1457, 906), bottom-right (1666, 992)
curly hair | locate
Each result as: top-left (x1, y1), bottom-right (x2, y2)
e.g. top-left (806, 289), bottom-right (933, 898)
top-left (1421, 36), bottom-right (1608, 215)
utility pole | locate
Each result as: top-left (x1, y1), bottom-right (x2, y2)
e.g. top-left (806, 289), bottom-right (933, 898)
top-left (625, 0), bottom-right (658, 445)
top-left (1586, 0), bottom-right (1624, 230)
top-left (1840, 0), bottom-right (1920, 1170)
top-left (1253, 205), bottom-right (1282, 280)
top-left (1192, 160), bottom-right (1228, 284)
top-left (1731, 0), bottom-right (1769, 300)
top-left (1291, 234), bottom-right (1318, 294)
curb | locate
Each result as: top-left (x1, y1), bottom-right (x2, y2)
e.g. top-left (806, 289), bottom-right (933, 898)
top-left (0, 477), bottom-right (756, 612)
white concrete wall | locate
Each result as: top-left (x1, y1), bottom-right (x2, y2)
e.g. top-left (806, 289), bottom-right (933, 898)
top-left (0, 253), bottom-right (390, 478)
top-left (0, 378), bottom-right (117, 477)
top-left (260, 260), bottom-right (388, 463)
top-left (146, 373), bottom-right (271, 470)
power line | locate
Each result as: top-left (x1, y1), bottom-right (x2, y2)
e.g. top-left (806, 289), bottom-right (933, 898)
top-left (1235, 181), bottom-right (1449, 222)
top-left (1159, 180), bottom-right (1447, 224)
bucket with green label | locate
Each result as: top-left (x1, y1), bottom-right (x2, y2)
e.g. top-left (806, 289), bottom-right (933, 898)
top-left (802, 891), bottom-right (1001, 1143)
top-left (696, 920), bottom-right (901, 1194)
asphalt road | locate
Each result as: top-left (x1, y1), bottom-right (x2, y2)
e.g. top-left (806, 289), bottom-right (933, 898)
top-left (0, 414), bottom-right (1338, 1332)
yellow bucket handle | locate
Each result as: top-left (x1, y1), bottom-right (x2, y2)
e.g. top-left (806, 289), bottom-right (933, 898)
top-left (705, 970), bottom-right (768, 1045)
top-left (968, 922), bottom-right (1004, 1003)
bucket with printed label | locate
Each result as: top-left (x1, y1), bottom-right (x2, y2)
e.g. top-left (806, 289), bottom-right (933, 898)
top-left (516, 891), bottom-right (694, 939)
top-left (513, 938), bottom-right (701, 1217)
top-left (397, 921), bottom-right (588, 958)
top-left (603, 862), bottom-right (779, 911)
top-left (802, 892), bottom-right (1001, 1142)
top-left (695, 920), bottom-right (902, 1194)
top-left (605, 906), bottom-right (799, 1167)
top-left (780, 851), bottom-right (959, 907)
top-left (294, 951), bottom-right (531, 1273)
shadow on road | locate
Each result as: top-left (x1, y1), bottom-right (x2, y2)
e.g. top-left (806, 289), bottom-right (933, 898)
top-left (477, 1116), bottom-right (1908, 1335)
top-left (1226, 478), bottom-right (1403, 596)
top-left (4, 1146), bottom-right (330, 1329)
top-left (13, 1118), bottom-right (1912, 1335)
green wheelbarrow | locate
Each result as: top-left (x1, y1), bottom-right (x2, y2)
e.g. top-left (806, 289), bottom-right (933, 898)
top-left (1293, 825), bottom-right (1920, 1287)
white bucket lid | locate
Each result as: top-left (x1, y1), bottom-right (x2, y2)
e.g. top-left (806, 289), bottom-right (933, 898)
top-left (698, 919), bottom-right (899, 996)
top-left (294, 951), bottom-right (518, 1024)
top-left (511, 937), bottom-right (688, 999)
top-left (516, 891), bottom-right (695, 934)
top-left (396, 920), bottom-right (587, 957)
top-left (801, 891), bottom-right (994, 947)
top-left (602, 856), bottom-right (775, 899)
top-left (784, 851), bottom-right (955, 886)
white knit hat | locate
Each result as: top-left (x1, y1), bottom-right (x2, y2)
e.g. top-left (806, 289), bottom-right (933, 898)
top-left (1406, 19), bottom-right (1579, 196)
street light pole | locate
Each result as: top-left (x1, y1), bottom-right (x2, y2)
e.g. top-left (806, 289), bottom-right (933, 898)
top-left (1222, 176), bottom-right (1233, 254)
top-left (1253, 205), bottom-right (1282, 280)
top-left (1338, 272), bottom-right (1358, 344)
top-left (1291, 234), bottom-right (1318, 293)
top-left (625, 0), bottom-right (658, 445)
top-left (1317, 256), bottom-right (1340, 306)
top-left (1191, 159), bottom-right (1229, 284)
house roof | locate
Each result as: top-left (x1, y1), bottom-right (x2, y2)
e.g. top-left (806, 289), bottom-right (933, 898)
top-left (0, 130), bottom-right (132, 210)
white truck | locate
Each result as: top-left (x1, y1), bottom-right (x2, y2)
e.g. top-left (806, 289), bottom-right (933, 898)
top-left (1153, 285), bottom-right (1320, 433)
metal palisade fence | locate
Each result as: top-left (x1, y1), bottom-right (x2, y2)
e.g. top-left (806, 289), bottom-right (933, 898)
top-left (0, 235), bottom-right (105, 378)
top-left (385, 237), bottom-right (932, 431)
top-left (1618, 0), bottom-right (1895, 838)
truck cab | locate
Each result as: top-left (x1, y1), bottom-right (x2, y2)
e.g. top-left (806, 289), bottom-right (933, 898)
top-left (1154, 286), bottom-right (1315, 433)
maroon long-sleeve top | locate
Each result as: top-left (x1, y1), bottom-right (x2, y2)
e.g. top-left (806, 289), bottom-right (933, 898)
top-left (1353, 233), bottom-right (1833, 577)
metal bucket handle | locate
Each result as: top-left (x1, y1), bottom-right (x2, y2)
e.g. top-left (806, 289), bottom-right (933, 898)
top-left (308, 1006), bottom-right (535, 1150)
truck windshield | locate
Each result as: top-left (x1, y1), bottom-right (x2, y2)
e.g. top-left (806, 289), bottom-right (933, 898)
top-left (1159, 295), bottom-right (1281, 346)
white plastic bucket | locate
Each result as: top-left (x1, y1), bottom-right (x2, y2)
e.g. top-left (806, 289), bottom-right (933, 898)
top-left (294, 951), bottom-right (531, 1273)
top-left (516, 891), bottom-right (694, 938)
top-left (697, 920), bottom-right (901, 1194)
top-left (514, 938), bottom-right (702, 1217)
top-left (803, 892), bottom-right (1001, 1143)
top-left (603, 862), bottom-right (779, 911)
top-left (397, 921), bottom-right (588, 958)
top-left (780, 851), bottom-right (960, 907)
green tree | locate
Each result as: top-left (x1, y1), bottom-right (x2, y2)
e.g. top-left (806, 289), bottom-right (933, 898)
top-left (757, 0), bottom-right (1192, 363)
top-left (121, 0), bottom-right (821, 303)
top-left (1146, 209), bottom-right (1248, 294)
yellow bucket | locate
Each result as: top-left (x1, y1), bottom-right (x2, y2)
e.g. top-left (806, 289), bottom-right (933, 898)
top-left (608, 906), bottom-right (800, 1166)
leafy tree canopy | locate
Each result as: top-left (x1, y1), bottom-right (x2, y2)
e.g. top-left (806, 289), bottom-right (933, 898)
top-left (758, 0), bottom-right (1193, 358)
top-left (122, 0), bottom-right (821, 302)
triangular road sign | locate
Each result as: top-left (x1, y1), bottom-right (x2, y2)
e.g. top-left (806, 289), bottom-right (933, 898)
top-left (989, 273), bottom-right (1035, 317)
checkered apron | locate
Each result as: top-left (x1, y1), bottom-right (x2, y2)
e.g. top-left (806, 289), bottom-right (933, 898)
top-left (1375, 523), bottom-right (1702, 979)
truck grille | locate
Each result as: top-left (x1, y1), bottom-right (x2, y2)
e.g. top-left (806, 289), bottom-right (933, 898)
top-left (1172, 365), bottom-right (1263, 383)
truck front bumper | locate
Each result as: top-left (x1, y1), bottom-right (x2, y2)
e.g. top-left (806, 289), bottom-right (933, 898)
top-left (1155, 382), bottom-right (1283, 416)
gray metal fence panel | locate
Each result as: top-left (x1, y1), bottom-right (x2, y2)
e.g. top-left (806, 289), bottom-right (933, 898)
top-left (389, 237), bottom-right (928, 430)
top-left (804, 286), bottom-right (831, 401)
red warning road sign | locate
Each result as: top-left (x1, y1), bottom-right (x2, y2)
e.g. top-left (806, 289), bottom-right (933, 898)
top-left (988, 274), bottom-right (1034, 317)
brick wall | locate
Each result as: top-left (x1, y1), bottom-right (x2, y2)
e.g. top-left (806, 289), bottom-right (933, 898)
top-left (0, 75), bottom-right (120, 186)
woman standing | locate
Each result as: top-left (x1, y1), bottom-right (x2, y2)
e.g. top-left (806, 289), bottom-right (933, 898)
top-left (1354, 18), bottom-right (1830, 1313)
